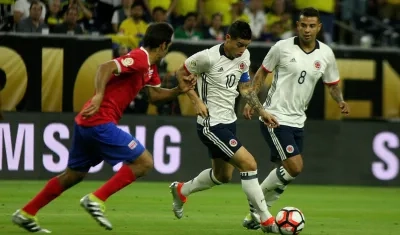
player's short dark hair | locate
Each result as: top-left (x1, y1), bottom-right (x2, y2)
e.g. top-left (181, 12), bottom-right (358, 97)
top-left (299, 7), bottom-right (320, 21)
top-left (227, 20), bottom-right (252, 40)
top-left (143, 22), bottom-right (174, 49)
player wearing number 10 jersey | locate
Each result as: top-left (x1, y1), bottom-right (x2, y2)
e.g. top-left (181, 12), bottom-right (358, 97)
top-left (242, 8), bottom-right (351, 230)
top-left (169, 21), bottom-right (281, 233)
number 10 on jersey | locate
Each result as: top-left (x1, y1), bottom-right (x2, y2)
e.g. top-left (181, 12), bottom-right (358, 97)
top-left (226, 74), bottom-right (236, 88)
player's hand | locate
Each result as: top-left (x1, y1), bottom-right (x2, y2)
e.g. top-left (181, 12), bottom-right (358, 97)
top-left (195, 101), bottom-right (208, 118)
top-left (260, 110), bottom-right (279, 128)
top-left (80, 93), bottom-right (103, 119)
top-left (243, 103), bottom-right (254, 120)
top-left (178, 74), bottom-right (196, 93)
top-left (339, 101), bottom-right (350, 115)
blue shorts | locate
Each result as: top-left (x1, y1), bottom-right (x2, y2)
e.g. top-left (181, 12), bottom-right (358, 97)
top-left (259, 121), bottom-right (304, 163)
top-left (68, 122), bottom-right (146, 172)
top-left (197, 122), bottom-right (242, 161)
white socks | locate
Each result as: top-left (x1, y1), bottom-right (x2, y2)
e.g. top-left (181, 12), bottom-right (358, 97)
top-left (180, 168), bottom-right (222, 196)
top-left (260, 166), bottom-right (295, 207)
top-left (241, 170), bottom-right (273, 222)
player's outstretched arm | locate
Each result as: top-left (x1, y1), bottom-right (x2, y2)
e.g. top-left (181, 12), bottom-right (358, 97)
top-left (145, 69), bottom-right (195, 104)
top-left (326, 83), bottom-right (350, 115)
top-left (145, 86), bottom-right (184, 104)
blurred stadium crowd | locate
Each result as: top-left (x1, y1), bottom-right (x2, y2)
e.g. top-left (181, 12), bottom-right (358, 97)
top-left (0, 0), bottom-right (399, 48)
top-left (0, 0), bottom-right (399, 116)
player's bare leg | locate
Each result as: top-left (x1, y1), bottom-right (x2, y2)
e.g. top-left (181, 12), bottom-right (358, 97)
top-left (170, 158), bottom-right (234, 219)
top-left (12, 168), bottom-right (87, 233)
top-left (229, 147), bottom-right (278, 233)
top-left (81, 150), bottom-right (153, 230)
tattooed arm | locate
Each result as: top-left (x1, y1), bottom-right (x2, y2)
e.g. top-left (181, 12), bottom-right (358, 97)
top-left (252, 66), bottom-right (269, 95)
top-left (239, 81), bottom-right (279, 126)
top-left (239, 81), bottom-right (264, 114)
top-left (327, 83), bottom-right (344, 103)
top-left (327, 83), bottom-right (350, 115)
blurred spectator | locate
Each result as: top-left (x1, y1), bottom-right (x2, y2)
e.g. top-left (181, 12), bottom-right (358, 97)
top-left (152, 6), bottom-right (167, 23)
top-left (294, 0), bottom-right (335, 44)
top-left (231, 0), bottom-right (250, 23)
top-left (203, 13), bottom-right (225, 41)
top-left (170, 0), bottom-right (198, 26)
top-left (262, 0), bottom-right (274, 11)
top-left (264, 0), bottom-right (292, 37)
top-left (174, 12), bottom-right (203, 40)
top-left (259, 20), bottom-right (283, 42)
top-left (46, 0), bottom-right (63, 32)
top-left (96, 0), bottom-right (121, 34)
top-left (111, 0), bottom-right (133, 33)
top-left (199, 0), bottom-right (238, 27)
top-left (244, 0), bottom-right (265, 39)
top-left (0, 0), bottom-right (15, 31)
top-left (16, 0), bottom-right (48, 32)
top-left (143, 0), bottom-right (177, 18)
top-left (52, 6), bottom-right (83, 34)
top-left (13, 0), bottom-right (46, 24)
top-left (61, 0), bottom-right (94, 32)
top-left (118, 44), bottom-right (129, 56)
top-left (119, 2), bottom-right (148, 47)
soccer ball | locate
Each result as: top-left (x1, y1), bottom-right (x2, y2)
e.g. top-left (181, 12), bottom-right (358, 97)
top-left (275, 207), bottom-right (305, 235)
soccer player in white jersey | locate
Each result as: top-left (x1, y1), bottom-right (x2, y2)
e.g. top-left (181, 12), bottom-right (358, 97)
top-left (169, 21), bottom-right (281, 233)
top-left (241, 7), bottom-right (350, 230)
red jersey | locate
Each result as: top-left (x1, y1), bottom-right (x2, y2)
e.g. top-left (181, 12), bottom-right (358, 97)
top-left (75, 47), bottom-right (161, 127)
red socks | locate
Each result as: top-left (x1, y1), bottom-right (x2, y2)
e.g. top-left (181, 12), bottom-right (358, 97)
top-left (21, 165), bottom-right (135, 216)
top-left (22, 177), bottom-right (65, 216)
top-left (93, 164), bottom-right (136, 201)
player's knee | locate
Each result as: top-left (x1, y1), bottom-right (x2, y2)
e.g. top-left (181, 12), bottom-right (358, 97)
top-left (237, 158), bottom-right (257, 172)
top-left (213, 172), bottom-right (232, 183)
top-left (58, 168), bottom-right (87, 189)
top-left (130, 151), bottom-right (154, 177)
top-left (142, 156), bottom-right (154, 174)
top-left (284, 155), bottom-right (303, 177)
top-left (233, 147), bottom-right (258, 172)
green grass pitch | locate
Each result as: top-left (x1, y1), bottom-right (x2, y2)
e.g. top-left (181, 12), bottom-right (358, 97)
top-left (0, 181), bottom-right (399, 234)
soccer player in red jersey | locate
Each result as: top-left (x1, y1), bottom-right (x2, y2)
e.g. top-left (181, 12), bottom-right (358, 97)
top-left (12, 22), bottom-right (195, 233)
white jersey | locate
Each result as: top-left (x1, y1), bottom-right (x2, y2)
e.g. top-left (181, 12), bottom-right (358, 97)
top-left (184, 44), bottom-right (251, 126)
top-left (261, 37), bottom-right (340, 128)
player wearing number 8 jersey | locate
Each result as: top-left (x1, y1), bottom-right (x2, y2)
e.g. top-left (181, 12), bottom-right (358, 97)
top-left (242, 8), bottom-right (351, 230)
top-left (169, 21), bottom-right (281, 233)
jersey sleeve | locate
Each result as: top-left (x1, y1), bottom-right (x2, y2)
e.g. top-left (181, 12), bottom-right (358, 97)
top-left (239, 52), bottom-right (251, 83)
top-left (322, 49), bottom-right (340, 85)
top-left (113, 51), bottom-right (147, 74)
top-left (146, 65), bottom-right (161, 87)
top-left (261, 42), bottom-right (281, 73)
top-left (184, 49), bottom-right (211, 75)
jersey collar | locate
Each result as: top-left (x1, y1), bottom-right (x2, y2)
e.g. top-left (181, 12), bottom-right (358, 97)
top-left (140, 47), bottom-right (151, 66)
top-left (219, 43), bottom-right (234, 60)
top-left (294, 36), bottom-right (320, 55)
